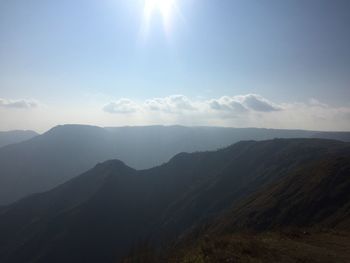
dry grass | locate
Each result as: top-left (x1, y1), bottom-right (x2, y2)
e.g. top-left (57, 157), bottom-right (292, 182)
top-left (164, 230), bottom-right (350, 263)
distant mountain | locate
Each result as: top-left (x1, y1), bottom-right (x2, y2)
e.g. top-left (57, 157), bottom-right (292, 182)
top-left (0, 124), bottom-right (349, 205)
top-left (0, 130), bottom-right (38, 148)
top-left (312, 131), bottom-right (350, 142)
top-left (0, 138), bottom-right (349, 263)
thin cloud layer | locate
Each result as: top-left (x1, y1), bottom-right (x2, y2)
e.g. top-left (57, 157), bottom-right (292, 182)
top-left (105, 94), bottom-right (281, 115)
top-left (102, 94), bottom-right (350, 131)
top-left (0, 98), bottom-right (38, 109)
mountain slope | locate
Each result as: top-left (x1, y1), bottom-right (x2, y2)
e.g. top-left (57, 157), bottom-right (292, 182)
top-left (1, 124), bottom-right (349, 205)
top-left (312, 131), bottom-right (350, 142)
top-left (0, 125), bottom-right (116, 204)
top-left (0, 130), bottom-right (38, 148)
top-left (210, 155), bottom-right (350, 233)
top-left (158, 230), bottom-right (350, 263)
top-left (155, 139), bottom-right (350, 238)
top-left (152, 154), bottom-right (350, 263)
top-left (0, 139), bottom-right (349, 263)
top-left (0, 125), bottom-right (312, 205)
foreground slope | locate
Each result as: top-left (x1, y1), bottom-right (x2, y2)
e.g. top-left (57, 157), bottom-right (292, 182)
top-left (155, 139), bottom-right (350, 238)
top-left (159, 231), bottom-right (350, 263)
top-left (211, 155), bottom-right (350, 232)
top-left (1, 124), bottom-right (345, 204)
top-left (153, 155), bottom-right (350, 263)
top-left (0, 139), bottom-right (349, 263)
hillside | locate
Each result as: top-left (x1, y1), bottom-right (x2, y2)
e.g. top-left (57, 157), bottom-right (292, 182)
top-left (156, 230), bottom-right (350, 263)
top-left (1, 124), bottom-right (350, 205)
top-left (123, 145), bottom-right (350, 263)
top-left (0, 130), bottom-right (38, 148)
top-left (0, 138), bottom-right (349, 262)
top-left (210, 155), bottom-right (350, 233)
top-left (154, 139), bottom-right (350, 239)
top-left (146, 156), bottom-right (350, 263)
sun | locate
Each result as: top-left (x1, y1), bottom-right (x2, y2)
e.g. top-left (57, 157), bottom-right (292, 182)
top-left (142, 0), bottom-right (177, 37)
top-left (144, 0), bottom-right (176, 21)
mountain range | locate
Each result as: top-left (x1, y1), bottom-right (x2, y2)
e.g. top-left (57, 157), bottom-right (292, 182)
top-left (0, 138), bottom-right (349, 263)
top-left (1, 124), bottom-right (350, 205)
top-left (0, 130), bottom-right (38, 148)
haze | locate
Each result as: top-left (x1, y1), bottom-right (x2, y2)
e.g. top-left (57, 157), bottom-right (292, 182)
top-left (1, 2), bottom-right (350, 262)
top-left (1, 0), bottom-right (350, 132)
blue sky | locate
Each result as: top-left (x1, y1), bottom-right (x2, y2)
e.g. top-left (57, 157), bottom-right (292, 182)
top-left (0, 0), bottom-right (350, 132)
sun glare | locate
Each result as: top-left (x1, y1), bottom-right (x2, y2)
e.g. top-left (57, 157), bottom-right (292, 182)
top-left (144, 0), bottom-right (175, 20)
top-left (142, 0), bottom-right (177, 37)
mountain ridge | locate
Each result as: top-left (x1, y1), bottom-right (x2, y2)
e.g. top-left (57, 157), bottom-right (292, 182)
top-left (3, 124), bottom-right (349, 205)
top-left (0, 138), bottom-right (349, 262)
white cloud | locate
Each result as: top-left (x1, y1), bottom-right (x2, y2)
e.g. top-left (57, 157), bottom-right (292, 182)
top-left (242, 94), bottom-right (281, 112)
top-left (207, 94), bottom-right (281, 113)
top-left (144, 95), bottom-right (196, 113)
top-left (0, 98), bottom-right (38, 109)
top-left (102, 94), bottom-right (350, 131)
top-left (208, 96), bottom-right (248, 113)
top-left (103, 99), bottom-right (140, 114)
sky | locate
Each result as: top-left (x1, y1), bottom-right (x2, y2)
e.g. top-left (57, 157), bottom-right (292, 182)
top-left (0, 0), bottom-right (350, 132)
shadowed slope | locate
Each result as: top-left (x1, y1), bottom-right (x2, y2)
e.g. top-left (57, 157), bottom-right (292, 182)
top-left (0, 124), bottom-right (349, 205)
top-left (0, 139), bottom-right (349, 262)
top-left (211, 155), bottom-right (350, 233)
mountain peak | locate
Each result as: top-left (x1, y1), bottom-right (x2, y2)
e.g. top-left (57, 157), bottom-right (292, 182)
top-left (46, 124), bottom-right (103, 134)
top-left (94, 159), bottom-right (135, 173)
